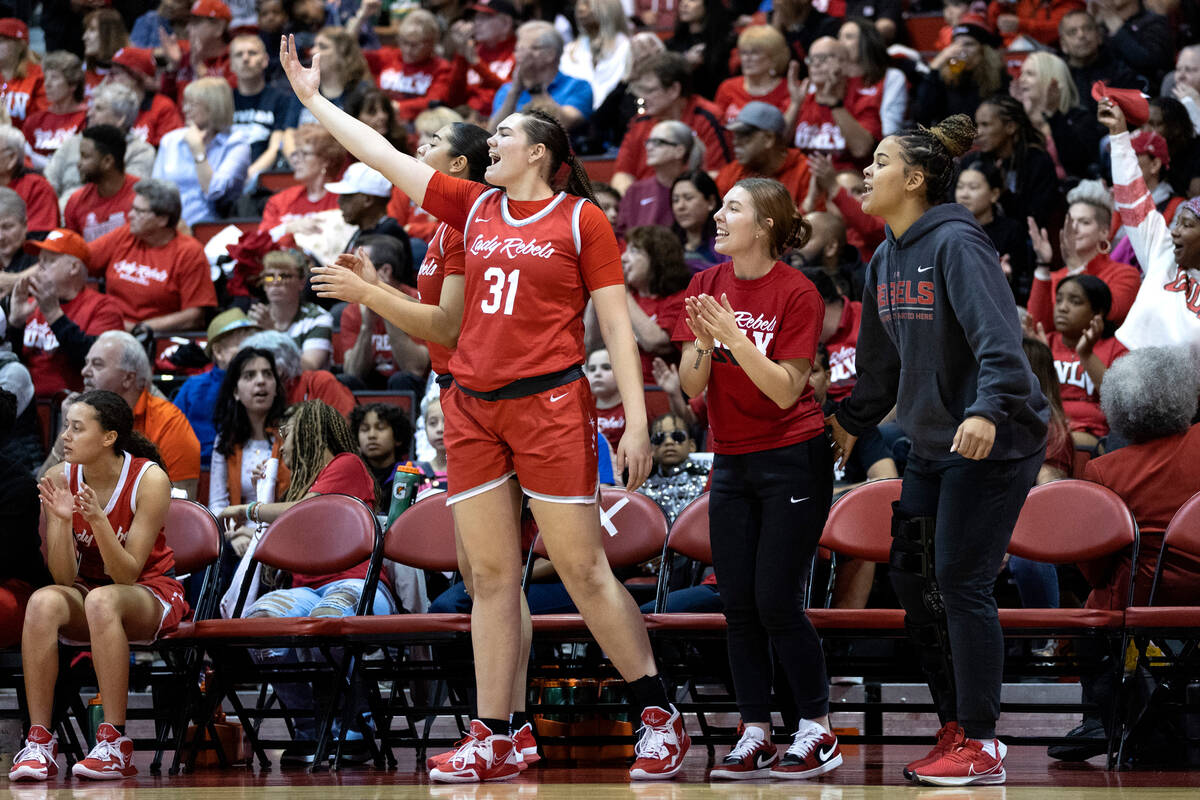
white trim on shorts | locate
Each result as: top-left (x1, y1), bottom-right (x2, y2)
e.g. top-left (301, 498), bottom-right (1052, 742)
top-left (59, 584), bottom-right (172, 647)
top-left (520, 481), bottom-right (600, 505)
top-left (445, 470), bottom-right (517, 506)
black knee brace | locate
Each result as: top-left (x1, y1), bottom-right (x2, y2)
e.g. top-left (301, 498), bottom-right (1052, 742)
top-left (890, 503), bottom-right (957, 719)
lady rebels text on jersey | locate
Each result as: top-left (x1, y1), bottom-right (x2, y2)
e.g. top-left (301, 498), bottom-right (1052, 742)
top-left (420, 172), bottom-right (624, 392)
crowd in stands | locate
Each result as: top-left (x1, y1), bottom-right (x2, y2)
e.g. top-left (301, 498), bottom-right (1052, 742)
top-left (2, 0), bottom-right (1200, 778)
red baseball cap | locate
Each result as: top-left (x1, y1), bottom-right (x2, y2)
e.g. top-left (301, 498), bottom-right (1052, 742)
top-left (0, 18), bottom-right (28, 41)
top-left (468, 0), bottom-right (519, 16)
top-left (1130, 129), bottom-right (1171, 169)
top-left (1092, 81), bottom-right (1150, 128)
top-left (24, 229), bottom-right (91, 265)
top-left (190, 0), bottom-right (232, 21)
top-left (111, 47), bottom-right (157, 81)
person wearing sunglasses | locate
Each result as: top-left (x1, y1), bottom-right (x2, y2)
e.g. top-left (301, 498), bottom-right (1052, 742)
top-left (247, 248), bottom-right (333, 372)
top-left (638, 413), bottom-right (707, 525)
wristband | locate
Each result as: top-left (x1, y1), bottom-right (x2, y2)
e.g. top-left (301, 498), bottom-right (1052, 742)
top-left (692, 339), bottom-right (715, 369)
top-left (247, 502), bottom-right (260, 524)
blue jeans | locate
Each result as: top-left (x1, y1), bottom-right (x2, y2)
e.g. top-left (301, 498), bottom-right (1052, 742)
top-left (1009, 556), bottom-right (1060, 609)
top-left (246, 579), bottom-right (395, 739)
top-left (429, 580), bottom-right (577, 614)
top-left (639, 584), bottom-right (722, 613)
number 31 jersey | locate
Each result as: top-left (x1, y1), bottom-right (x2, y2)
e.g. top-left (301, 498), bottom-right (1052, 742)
top-left (422, 172), bottom-right (624, 393)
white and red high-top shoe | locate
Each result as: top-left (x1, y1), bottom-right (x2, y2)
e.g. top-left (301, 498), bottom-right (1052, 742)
top-left (8, 724), bottom-right (59, 781)
top-left (428, 720), bottom-right (521, 783)
top-left (629, 705), bottom-right (690, 781)
top-left (72, 723), bottom-right (137, 780)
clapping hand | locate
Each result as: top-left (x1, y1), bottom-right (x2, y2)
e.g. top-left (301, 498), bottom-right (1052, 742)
top-left (688, 293), bottom-right (742, 348)
top-left (311, 259), bottom-right (373, 304)
top-left (1076, 313), bottom-right (1104, 357)
top-left (38, 472), bottom-right (74, 521)
top-left (73, 482), bottom-right (105, 524)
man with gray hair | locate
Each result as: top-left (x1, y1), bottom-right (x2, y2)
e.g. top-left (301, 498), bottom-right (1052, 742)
top-left (488, 20), bottom-right (592, 131)
top-left (1049, 345), bottom-right (1200, 762)
top-left (0, 188), bottom-right (34, 293)
top-left (45, 82), bottom-right (157, 207)
top-left (76, 329), bottom-right (201, 498)
top-left (87, 179), bottom-right (216, 332)
top-left (240, 330), bottom-right (356, 417)
top-left (0, 126), bottom-right (59, 232)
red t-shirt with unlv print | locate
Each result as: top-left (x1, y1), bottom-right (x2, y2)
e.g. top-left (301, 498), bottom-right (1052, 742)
top-left (596, 401), bottom-right (626, 451)
top-left (23, 107), bottom-right (87, 159)
top-left (1, 63), bottom-right (46, 125)
top-left (671, 261), bottom-right (825, 454)
top-left (1049, 331), bottom-right (1128, 437)
top-left (824, 298), bottom-right (862, 402)
top-left (87, 225), bottom-right (217, 324)
top-left (416, 221), bottom-right (466, 376)
top-left (419, 172), bottom-right (624, 393)
top-left (792, 76), bottom-right (883, 171)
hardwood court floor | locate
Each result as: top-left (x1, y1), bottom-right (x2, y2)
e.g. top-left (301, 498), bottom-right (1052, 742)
top-left (6, 745), bottom-right (1199, 799)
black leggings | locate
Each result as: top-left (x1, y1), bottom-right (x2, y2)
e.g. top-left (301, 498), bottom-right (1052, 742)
top-left (892, 450), bottom-right (1042, 739)
top-left (709, 435), bottom-right (834, 723)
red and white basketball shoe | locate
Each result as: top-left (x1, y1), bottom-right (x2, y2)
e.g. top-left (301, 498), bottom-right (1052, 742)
top-left (709, 724), bottom-right (777, 780)
top-left (72, 723), bottom-right (137, 780)
top-left (8, 724), bottom-right (58, 781)
top-left (629, 705), bottom-right (690, 780)
top-left (913, 737), bottom-right (1007, 786)
top-left (428, 720), bottom-right (521, 783)
top-left (770, 720), bottom-right (842, 779)
top-left (903, 720), bottom-right (964, 780)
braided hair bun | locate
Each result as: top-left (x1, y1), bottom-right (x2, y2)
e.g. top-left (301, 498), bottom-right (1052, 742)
top-left (927, 114), bottom-right (977, 158)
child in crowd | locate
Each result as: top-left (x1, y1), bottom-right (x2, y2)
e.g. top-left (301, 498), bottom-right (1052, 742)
top-left (587, 347), bottom-right (625, 452)
top-left (416, 395), bottom-right (447, 497)
top-left (350, 401), bottom-right (414, 509)
top-left (637, 412), bottom-right (709, 525)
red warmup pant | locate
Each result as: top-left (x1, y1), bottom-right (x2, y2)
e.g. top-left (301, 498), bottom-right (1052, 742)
top-left (0, 579), bottom-right (35, 648)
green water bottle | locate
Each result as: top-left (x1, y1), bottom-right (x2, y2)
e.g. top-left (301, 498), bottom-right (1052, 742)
top-left (86, 694), bottom-right (104, 748)
top-left (384, 462), bottom-right (424, 530)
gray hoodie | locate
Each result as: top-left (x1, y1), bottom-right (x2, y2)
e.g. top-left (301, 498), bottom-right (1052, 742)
top-left (835, 203), bottom-right (1048, 462)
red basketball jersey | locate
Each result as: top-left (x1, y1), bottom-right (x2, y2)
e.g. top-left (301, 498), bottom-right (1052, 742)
top-left (67, 453), bottom-right (175, 588)
top-left (426, 178), bottom-right (623, 393)
top-left (417, 221), bottom-right (465, 376)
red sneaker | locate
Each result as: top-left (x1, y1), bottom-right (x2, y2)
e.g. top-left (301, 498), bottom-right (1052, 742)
top-left (903, 721), bottom-right (964, 781)
top-left (427, 722), bottom-right (540, 772)
top-left (426, 734), bottom-right (474, 770)
top-left (71, 723), bottom-right (137, 780)
top-left (913, 737), bottom-right (1007, 786)
top-left (770, 720), bottom-right (842, 780)
top-left (512, 721), bottom-right (540, 768)
top-left (709, 725), bottom-right (777, 780)
top-left (629, 705), bottom-right (690, 780)
top-left (8, 725), bottom-right (58, 781)
top-left (428, 720), bottom-right (520, 783)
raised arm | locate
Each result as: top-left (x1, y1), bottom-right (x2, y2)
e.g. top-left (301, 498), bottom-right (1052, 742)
top-left (280, 35), bottom-right (436, 206)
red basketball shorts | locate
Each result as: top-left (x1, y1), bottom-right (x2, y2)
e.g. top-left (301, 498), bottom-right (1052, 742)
top-left (442, 378), bottom-right (599, 504)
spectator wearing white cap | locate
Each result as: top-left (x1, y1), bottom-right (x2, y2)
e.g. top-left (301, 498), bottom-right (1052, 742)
top-left (327, 161), bottom-right (412, 257)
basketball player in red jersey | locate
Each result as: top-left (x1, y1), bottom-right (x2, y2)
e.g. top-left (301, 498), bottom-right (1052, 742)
top-left (676, 178), bottom-right (842, 781)
top-left (282, 36), bottom-right (689, 782)
top-left (9, 390), bottom-right (187, 783)
top-left (339, 120), bottom-right (544, 770)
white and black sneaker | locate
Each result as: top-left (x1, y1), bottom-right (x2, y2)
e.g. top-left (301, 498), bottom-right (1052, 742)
top-left (709, 725), bottom-right (778, 780)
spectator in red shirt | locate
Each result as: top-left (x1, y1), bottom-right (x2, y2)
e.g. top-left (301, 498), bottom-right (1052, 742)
top-left (0, 18), bottom-right (46, 126)
top-left (365, 9), bottom-right (452, 122)
top-left (714, 25), bottom-right (792, 126)
top-left (445, 0), bottom-right (518, 120)
top-left (162, 0), bottom-right (235, 102)
top-left (6, 229), bottom-right (125, 399)
top-left (86, 179), bottom-right (216, 332)
top-left (622, 225), bottom-right (691, 383)
top-left (1027, 179), bottom-right (1141, 330)
top-left (22, 51), bottom-right (87, 171)
top-left (82, 9), bottom-right (130, 97)
top-left (717, 101), bottom-right (812, 204)
top-left (107, 46), bottom-right (185, 148)
top-left (259, 123), bottom-right (344, 235)
top-left (612, 52), bottom-right (732, 194)
top-left (616, 120), bottom-right (701, 238)
top-left (339, 234), bottom-right (429, 392)
top-left (988, 0), bottom-right (1084, 48)
top-left (242, 329), bottom-right (357, 418)
top-left (0, 126), bottom-right (59, 233)
top-left (785, 37), bottom-right (880, 171)
top-left (63, 125), bottom-right (140, 242)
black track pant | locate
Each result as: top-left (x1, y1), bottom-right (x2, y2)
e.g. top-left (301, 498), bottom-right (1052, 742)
top-left (709, 435), bottom-right (834, 723)
top-left (892, 450), bottom-right (1042, 739)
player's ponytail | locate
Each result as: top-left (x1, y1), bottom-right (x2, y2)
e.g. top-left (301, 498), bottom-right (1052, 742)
top-left (735, 177), bottom-right (812, 259)
top-left (520, 109), bottom-right (598, 205)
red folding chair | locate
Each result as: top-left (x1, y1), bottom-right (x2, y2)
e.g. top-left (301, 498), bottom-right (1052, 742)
top-left (1120, 490), bottom-right (1200, 766)
top-left (186, 494), bottom-right (384, 771)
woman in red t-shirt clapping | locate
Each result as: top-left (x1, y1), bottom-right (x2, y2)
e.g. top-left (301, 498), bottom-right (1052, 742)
top-left (675, 177), bottom-right (842, 781)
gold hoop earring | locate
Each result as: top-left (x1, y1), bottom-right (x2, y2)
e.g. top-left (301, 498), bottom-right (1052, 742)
top-left (1099, 239), bottom-right (1111, 255)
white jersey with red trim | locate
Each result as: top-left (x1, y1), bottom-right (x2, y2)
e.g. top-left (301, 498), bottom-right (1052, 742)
top-left (450, 189), bottom-right (595, 392)
top-left (1112, 131), bottom-right (1200, 351)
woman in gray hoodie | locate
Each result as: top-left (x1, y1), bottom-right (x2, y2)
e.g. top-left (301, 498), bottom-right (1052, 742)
top-left (828, 114), bottom-right (1049, 787)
